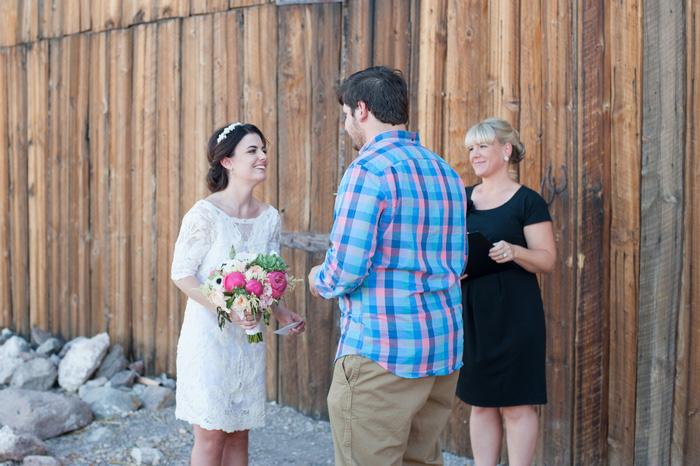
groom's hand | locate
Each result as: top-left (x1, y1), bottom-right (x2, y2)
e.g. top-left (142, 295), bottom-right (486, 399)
top-left (308, 265), bottom-right (321, 298)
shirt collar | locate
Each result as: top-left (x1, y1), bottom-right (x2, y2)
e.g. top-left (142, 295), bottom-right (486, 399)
top-left (358, 130), bottom-right (420, 155)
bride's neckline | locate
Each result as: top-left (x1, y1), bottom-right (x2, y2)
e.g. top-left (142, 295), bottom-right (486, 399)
top-left (201, 199), bottom-right (270, 223)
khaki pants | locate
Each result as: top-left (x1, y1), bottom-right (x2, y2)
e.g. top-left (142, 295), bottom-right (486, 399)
top-left (327, 355), bottom-right (459, 466)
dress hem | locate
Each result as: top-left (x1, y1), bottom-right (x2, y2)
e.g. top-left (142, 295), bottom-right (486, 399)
top-left (456, 396), bottom-right (548, 408)
top-left (175, 412), bottom-right (266, 433)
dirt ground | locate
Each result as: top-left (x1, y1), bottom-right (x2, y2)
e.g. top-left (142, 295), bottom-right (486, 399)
top-left (30, 402), bottom-right (472, 465)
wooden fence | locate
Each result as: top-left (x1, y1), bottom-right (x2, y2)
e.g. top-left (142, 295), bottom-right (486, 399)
top-left (0, 0), bottom-right (697, 464)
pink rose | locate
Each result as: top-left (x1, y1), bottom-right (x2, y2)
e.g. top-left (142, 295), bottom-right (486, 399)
top-left (266, 271), bottom-right (287, 299)
top-left (260, 294), bottom-right (274, 307)
top-left (245, 279), bottom-right (264, 297)
top-left (224, 272), bottom-right (246, 291)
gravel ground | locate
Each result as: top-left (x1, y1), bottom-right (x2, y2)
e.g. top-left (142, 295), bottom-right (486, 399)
top-left (10, 402), bottom-right (473, 465)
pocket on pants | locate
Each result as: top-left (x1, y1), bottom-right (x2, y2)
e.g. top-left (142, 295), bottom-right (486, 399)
top-left (336, 355), bottom-right (361, 387)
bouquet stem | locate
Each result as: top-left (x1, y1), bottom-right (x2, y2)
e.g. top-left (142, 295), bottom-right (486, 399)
top-left (247, 332), bottom-right (264, 343)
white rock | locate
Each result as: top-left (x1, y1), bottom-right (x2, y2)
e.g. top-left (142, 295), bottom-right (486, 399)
top-left (86, 427), bottom-right (111, 443)
top-left (0, 336), bottom-right (30, 359)
top-left (23, 455), bottom-right (63, 465)
top-left (0, 388), bottom-right (93, 440)
top-left (11, 358), bottom-right (57, 391)
top-left (81, 386), bottom-right (141, 419)
top-left (0, 357), bottom-right (22, 384)
top-left (130, 447), bottom-right (163, 465)
top-left (57, 336), bottom-right (86, 359)
top-left (0, 425), bottom-right (45, 462)
top-left (57, 333), bottom-right (110, 392)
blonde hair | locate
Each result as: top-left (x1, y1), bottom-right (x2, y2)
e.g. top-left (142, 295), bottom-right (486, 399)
top-left (464, 117), bottom-right (525, 164)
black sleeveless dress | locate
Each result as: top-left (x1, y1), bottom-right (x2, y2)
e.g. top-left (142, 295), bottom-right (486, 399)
top-left (456, 185), bottom-right (551, 407)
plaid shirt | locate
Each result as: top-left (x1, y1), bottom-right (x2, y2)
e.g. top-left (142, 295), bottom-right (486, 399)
top-left (315, 131), bottom-right (467, 378)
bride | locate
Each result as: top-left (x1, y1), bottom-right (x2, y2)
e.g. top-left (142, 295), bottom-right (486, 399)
top-left (171, 122), bottom-right (306, 465)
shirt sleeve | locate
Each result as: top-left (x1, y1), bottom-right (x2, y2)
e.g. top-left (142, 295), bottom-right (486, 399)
top-left (314, 164), bottom-right (385, 298)
top-left (170, 206), bottom-right (215, 281)
top-left (523, 188), bottom-right (552, 226)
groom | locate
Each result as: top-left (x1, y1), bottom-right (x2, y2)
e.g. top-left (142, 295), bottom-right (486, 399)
top-left (308, 66), bottom-right (467, 465)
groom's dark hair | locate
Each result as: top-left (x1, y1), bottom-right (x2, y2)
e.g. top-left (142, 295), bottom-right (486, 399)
top-left (337, 66), bottom-right (408, 126)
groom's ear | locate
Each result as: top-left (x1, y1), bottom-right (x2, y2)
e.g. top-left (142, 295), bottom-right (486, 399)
top-left (355, 101), bottom-right (370, 122)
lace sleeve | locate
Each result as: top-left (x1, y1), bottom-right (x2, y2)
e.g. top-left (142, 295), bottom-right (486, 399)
top-left (269, 212), bottom-right (282, 255)
top-left (171, 205), bottom-right (215, 281)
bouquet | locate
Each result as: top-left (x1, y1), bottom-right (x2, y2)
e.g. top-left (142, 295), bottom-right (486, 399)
top-left (200, 247), bottom-right (300, 343)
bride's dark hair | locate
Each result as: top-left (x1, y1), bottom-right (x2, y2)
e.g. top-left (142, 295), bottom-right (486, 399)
top-left (206, 123), bottom-right (268, 193)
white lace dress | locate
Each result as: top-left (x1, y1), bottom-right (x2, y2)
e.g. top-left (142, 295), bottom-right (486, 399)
top-left (170, 199), bottom-right (281, 432)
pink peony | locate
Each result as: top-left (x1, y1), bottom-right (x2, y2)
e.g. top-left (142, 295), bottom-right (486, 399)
top-left (245, 279), bottom-right (264, 297)
top-left (266, 271), bottom-right (287, 298)
top-left (224, 272), bottom-right (246, 291)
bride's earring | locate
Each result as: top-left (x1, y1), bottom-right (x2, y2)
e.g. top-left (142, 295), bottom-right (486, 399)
top-left (503, 156), bottom-right (509, 161)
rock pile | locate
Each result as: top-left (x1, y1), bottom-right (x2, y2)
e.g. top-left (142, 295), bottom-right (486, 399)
top-left (0, 327), bottom-right (176, 464)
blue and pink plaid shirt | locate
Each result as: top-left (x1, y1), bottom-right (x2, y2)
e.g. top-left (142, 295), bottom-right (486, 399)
top-left (314, 130), bottom-right (467, 378)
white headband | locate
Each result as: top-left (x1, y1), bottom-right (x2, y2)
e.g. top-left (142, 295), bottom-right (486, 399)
top-left (216, 122), bottom-right (243, 145)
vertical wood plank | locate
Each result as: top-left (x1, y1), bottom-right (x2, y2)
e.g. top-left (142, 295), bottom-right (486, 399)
top-left (343, 0), bottom-right (372, 76)
top-left (442, 0), bottom-right (483, 184)
top-left (0, 0), bottom-right (18, 47)
top-left (607, 0), bottom-right (642, 463)
top-left (223, 9), bottom-right (244, 126)
top-left (300, 2), bottom-right (341, 419)
top-left (91, 0), bottom-right (122, 32)
top-left (372, 0), bottom-right (410, 73)
top-left (441, 1), bottom-right (487, 455)
top-left (487, 0), bottom-right (519, 123)
top-left (19, 0), bottom-right (39, 44)
top-left (679, 2), bottom-right (699, 463)
top-left (406, 0), bottom-right (421, 134)
top-left (80, 0), bottom-right (91, 31)
top-left (8, 45), bottom-right (30, 335)
top-left (63, 0), bottom-right (86, 35)
top-left (156, 0), bottom-right (189, 20)
top-left (47, 39), bottom-right (68, 336)
top-left (276, 3), bottom-right (313, 410)
top-left (243, 5), bottom-right (278, 206)
top-left (89, 32), bottom-right (111, 336)
top-left (538, 0), bottom-right (576, 464)
top-left (417, 1), bottom-right (446, 154)
top-left (181, 14), bottom-right (213, 215)
top-left (54, 36), bottom-right (72, 337)
top-left (240, 4), bottom-right (280, 399)
top-left (131, 23), bottom-right (159, 373)
top-left (122, 0), bottom-right (152, 27)
top-left (108, 29), bottom-right (133, 350)
top-left (635, 0), bottom-right (686, 464)
top-left (518, 0), bottom-right (543, 192)
top-left (229, 0), bottom-right (268, 8)
top-left (155, 18), bottom-right (182, 375)
top-left (212, 12), bottom-right (229, 128)
top-left (340, 0), bottom-right (373, 173)
top-left (276, 3), bottom-right (342, 418)
top-left (67, 34), bottom-right (91, 337)
top-left (41, 0), bottom-right (63, 40)
top-left (573, 0), bottom-right (608, 463)
top-left (0, 49), bottom-right (10, 328)
top-left (27, 40), bottom-right (49, 331)
top-left (191, 0), bottom-right (227, 15)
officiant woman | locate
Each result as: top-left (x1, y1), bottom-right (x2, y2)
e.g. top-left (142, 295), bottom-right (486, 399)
top-left (457, 117), bottom-right (556, 466)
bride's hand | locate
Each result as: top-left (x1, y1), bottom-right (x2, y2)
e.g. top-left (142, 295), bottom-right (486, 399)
top-left (229, 309), bottom-right (260, 331)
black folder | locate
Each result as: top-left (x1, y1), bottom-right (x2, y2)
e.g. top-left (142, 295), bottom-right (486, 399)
top-left (464, 231), bottom-right (516, 279)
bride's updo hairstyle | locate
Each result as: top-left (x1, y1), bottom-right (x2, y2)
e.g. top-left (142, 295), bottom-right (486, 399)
top-left (464, 117), bottom-right (525, 164)
top-left (206, 123), bottom-right (268, 192)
